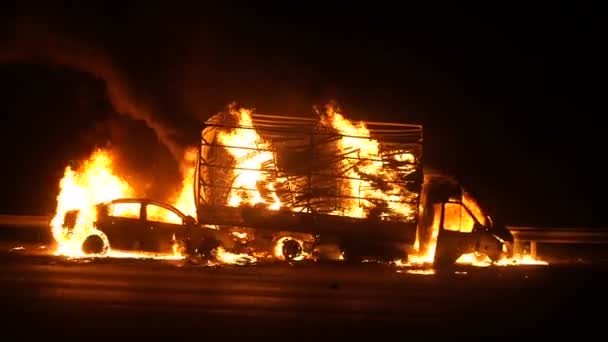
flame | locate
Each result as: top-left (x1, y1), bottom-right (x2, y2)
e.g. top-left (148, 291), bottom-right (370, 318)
top-left (215, 247), bottom-right (257, 265)
top-left (71, 249), bottom-right (185, 260)
top-left (405, 269), bottom-right (435, 275)
top-left (169, 147), bottom-right (198, 218)
top-left (171, 233), bottom-right (182, 256)
top-left (456, 252), bottom-right (548, 267)
top-left (495, 254), bottom-right (548, 266)
top-left (455, 252), bottom-right (493, 267)
top-left (217, 108), bottom-right (281, 209)
top-left (321, 106), bottom-right (414, 219)
top-left (397, 251), bottom-right (547, 269)
top-left (50, 149), bottom-right (135, 256)
top-left (231, 231), bottom-right (249, 240)
top-left (407, 204), bottom-right (442, 265)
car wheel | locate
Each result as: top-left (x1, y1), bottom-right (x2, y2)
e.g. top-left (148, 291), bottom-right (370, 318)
top-left (82, 233), bottom-right (109, 255)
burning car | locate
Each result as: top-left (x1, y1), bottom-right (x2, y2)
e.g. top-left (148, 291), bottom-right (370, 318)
top-left (62, 198), bottom-right (225, 257)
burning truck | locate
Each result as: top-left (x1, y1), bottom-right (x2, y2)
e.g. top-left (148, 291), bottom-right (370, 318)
top-left (190, 104), bottom-right (513, 266)
top-left (53, 104), bottom-right (514, 267)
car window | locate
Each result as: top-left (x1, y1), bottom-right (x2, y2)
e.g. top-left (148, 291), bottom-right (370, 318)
top-left (146, 204), bottom-right (183, 224)
top-left (443, 202), bottom-right (475, 233)
top-left (107, 202), bottom-right (140, 219)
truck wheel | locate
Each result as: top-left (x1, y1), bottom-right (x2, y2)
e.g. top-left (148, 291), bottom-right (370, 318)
top-left (274, 236), bottom-right (307, 262)
top-left (281, 239), bottom-right (303, 261)
top-left (197, 238), bottom-right (222, 259)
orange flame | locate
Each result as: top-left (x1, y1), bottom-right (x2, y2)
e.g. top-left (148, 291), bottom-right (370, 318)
top-left (50, 149), bottom-right (135, 256)
top-left (407, 203), bottom-right (442, 265)
top-left (215, 247), bottom-right (257, 265)
top-left (455, 253), bottom-right (548, 267)
top-left (169, 147), bottom-right (198, 218)
top-left (217, 108), bottom-right (281, 210)
top-left (321, 106), bottom-right (414, 219)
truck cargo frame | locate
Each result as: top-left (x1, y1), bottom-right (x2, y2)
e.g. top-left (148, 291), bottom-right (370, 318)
top-left (194, 111), bottom-right (424, 246)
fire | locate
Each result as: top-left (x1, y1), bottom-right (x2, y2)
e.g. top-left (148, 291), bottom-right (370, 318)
top-left (74, 249), bottom-right (184, 260)
top-left (50, 149), bottom-right (135, 256)
top-left (215, 247), bottom-right (257, 265)
top-left (231, 231), bottom-right (249, 240)
top-left (320, 105), bottom-right (414, 219)
top-left (455, 253), bottom-right (493, 267)
top-left (495, 254), bottom-right (548, 266)
top-left (407, 238), bottom-right (437, 266)
top-left (405, 269), bottom-right (435, 275)
top-left (455, 252), bottom-right (548, 267)
top-left (217, 108), bottom-right (281, 210)
top-left (408, 204), bottom-right (442, 265)
top-left (169, 147), bottom-right (198, 218)
top-left (398, 250), bottom-right (547, 269)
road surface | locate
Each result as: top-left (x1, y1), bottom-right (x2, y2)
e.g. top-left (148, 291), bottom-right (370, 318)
top-left (0, 241), bottom-right (606, 338)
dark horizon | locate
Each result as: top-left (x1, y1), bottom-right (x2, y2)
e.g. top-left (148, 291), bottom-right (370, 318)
top-left (0, 5), bottom-right (604, 227)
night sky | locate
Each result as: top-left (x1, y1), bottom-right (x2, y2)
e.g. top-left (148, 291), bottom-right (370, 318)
top-left (0, 4), bottom-right (604, 227)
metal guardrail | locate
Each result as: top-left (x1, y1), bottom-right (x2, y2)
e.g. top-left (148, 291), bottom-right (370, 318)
top-left (0, 215), bottom-right (49, 227)
top-left (1, 215), bottom-right (608, 245)
top-left (507, 226), bottom-right (608, 244)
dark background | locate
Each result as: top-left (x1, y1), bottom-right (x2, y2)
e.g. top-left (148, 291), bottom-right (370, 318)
top-left (0, 4), bottom-right (604, 227)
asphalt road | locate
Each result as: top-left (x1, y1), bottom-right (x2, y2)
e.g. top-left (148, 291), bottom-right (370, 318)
top-left (0, 241), bottom-right (606, 339)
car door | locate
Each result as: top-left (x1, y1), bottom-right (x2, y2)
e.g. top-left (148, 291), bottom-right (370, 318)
top-left (143, 203), bottom-right (185, 253)
top-left (99, 201), bottom-right (145, 251)
top-left (434, 201), bottom-right (479, 266)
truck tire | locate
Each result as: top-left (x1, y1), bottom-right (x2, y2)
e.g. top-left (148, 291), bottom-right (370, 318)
top-left (281, 239), bottom-right (303, 261)
top-left (197, 238), bottom-right (222, 259)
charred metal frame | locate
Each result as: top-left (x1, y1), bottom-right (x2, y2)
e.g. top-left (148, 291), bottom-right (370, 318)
top-left (196, 113), bottom-right (423, 223)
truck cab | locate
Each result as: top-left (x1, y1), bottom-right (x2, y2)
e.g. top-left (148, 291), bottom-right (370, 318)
top-left (418, 174), bottom-right (513, 266)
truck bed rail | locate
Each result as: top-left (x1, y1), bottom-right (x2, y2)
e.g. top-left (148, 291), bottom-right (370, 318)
top-left (197, 110), bottom-right (423, 223)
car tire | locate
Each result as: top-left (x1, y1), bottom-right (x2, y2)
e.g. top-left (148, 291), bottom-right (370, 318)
top-left (82, 233), bottom-right (109, 255)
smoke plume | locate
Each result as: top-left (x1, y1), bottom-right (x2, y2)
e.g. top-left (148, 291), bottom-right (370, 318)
top-left (0, 16), bottom-right (184, 162)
